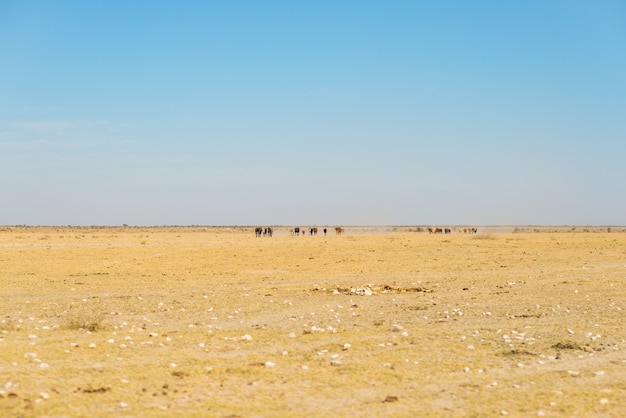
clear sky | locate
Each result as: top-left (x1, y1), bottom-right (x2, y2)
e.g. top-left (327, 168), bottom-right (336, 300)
top-left (1, 1), bottom-right (625, 226)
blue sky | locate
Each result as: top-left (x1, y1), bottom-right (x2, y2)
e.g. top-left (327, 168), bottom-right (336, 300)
top-left (1, 1), bottom-right (625, 226)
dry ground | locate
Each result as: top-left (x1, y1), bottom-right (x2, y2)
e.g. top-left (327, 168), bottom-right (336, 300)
top-left (0, 226), bottom-right (625, 417)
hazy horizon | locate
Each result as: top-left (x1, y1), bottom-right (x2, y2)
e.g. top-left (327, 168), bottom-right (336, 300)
top-left (1, 223), bottom-right (624, 229)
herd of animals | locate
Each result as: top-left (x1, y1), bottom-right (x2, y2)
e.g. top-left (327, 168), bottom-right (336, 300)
top-left (254, 226), bottom-right (343, 237)
top-left (254, 226), bottom-right (477, 236)
top-left (428, 227), bottom-right (478, 234)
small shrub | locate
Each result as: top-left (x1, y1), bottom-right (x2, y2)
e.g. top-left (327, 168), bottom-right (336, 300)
top-left (552, 341), bottom-right (582, 351)
top-left (500, 349), bottom-right (537, 357)
top-left (66, 311), bottom-right (105, 332)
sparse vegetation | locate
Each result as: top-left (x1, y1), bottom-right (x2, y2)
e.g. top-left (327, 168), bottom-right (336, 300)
top-left (552, 342), bottom-right (583, 351)
top-left (0, 227), bottom-right (624, 416)
top-left (64, 310), bottom-right (105, 332)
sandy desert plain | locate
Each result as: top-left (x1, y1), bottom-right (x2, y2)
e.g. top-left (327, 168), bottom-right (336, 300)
top-left (0, 225), bottom-right (625, 417)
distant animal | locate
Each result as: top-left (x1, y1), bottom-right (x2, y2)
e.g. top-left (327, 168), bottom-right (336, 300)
top-left (293, 227), bottom-right (300, 236)
top-left (264, 227), bottom-right (273, 237)
top-left (323, 228), bottom-right (327, 236)
top-left (335, 227), bottom-right (343, 235)
top-left (255, 227), bottom-right (263, 237)
top-left (444, 228), bottom-right (451, 234)
top-left (310, 227), bottom-right (318, 236)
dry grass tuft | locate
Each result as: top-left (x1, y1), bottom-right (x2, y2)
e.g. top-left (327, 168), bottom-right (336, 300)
top-left (64, 310), bottom-right (106, 332)
top-left (552, 341), bottom-right (583, 351)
